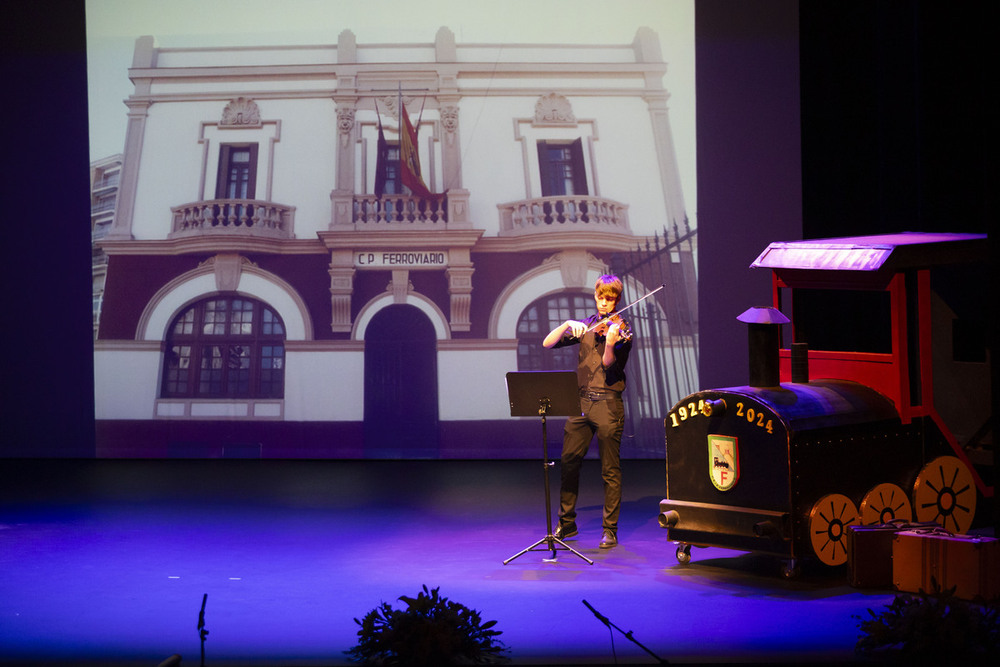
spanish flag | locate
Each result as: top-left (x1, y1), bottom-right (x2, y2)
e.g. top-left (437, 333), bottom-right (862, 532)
top-left (399, 103), bottom-right (442, 200)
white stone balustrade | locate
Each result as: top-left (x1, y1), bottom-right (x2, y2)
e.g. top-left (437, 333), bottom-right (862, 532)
top-left (497, 196), bottom-right (630, 236)
top-left (330, 189), bottom-right (471, 229)
top-left (170, 200), bottom-right (295, 239)
top-left (353, 194), bottom-right (448, 225)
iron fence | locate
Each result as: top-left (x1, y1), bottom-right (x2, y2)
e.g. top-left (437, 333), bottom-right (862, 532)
top-left (611, 219), bottom-right (699, 456)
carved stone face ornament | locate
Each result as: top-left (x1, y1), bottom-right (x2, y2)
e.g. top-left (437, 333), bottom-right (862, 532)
top-left (337, 107), bottom-right (355, 133)
top-left (440, 105), bottom-right (459, 133)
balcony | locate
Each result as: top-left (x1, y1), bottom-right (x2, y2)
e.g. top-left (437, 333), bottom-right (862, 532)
top-left (169, 199), bottom-right (295, 239)
top-left (497, 195), bottom-right (630, 236)
top-left (92, 173), bottom-right (120, 193)
top-left (354, 194), bottom-right (447, 224)
top-left (330, 190), bottom-right (471, 230)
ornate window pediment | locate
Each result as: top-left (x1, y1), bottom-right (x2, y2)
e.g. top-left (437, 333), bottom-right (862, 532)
top-left (221, 97), bottom-right (262, 128)
top-left (534, 93), bottom-right (576, 125)
top-left (376, 95), bottom-right (418, 122)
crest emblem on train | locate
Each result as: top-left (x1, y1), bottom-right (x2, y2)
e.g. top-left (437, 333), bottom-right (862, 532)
top-left (708, 434), bottom-right (739, 491)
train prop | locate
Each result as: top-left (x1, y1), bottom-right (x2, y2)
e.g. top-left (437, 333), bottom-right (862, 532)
top-left (659, 232), bottom-right (991, 577)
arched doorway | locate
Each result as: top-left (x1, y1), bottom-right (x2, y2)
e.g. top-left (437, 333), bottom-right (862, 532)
top-left (363, 304), bottom-right (439, 458)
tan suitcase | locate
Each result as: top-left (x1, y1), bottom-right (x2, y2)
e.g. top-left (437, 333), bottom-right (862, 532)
top-left (892, 529), bottom-right (999, 601)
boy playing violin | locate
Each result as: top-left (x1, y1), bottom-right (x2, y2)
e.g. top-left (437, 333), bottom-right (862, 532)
top-left (542, 274), bottom-right (633, 548)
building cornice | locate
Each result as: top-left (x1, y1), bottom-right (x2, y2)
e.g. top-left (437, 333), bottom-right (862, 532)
top-left (318, 228), bottom-right (484, 250)
top-left (125, 86), bottom-right (662, 108)
top-left (473, 232), bottom-right (653, 254)
top-left (98, 231), bottom-right (657, 257)
top-left (130, 61), bottom-right (666, 80)
top-left (98, 237), bottom-right (326, 256)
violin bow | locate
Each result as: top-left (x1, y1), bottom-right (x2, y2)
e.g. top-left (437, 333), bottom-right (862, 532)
top-left (584, 283), bottom-right (666, 334)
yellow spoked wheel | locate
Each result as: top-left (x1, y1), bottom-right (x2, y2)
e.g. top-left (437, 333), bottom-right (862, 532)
top-left (808, 493), bottom-right (859, 567)
top-left (859, 483), bottom-right (913, 525)
top-left (913, 456), bottom-right (977, 534)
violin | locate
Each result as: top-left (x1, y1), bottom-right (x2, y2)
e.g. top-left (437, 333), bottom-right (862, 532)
top-left (591, 313), bottom-right (633, 341)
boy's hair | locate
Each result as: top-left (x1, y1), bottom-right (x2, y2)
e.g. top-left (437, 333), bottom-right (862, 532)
top-left (594, 274), bottom-right (623, 301)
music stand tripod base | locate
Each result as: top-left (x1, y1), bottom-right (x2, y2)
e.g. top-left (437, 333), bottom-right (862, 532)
top-left (503, 371), bottom-right (594, 566)
top-left (503, 533), bottom-right (593, 565)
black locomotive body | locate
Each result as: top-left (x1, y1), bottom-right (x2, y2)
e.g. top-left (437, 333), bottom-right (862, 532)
top-left (660, 380), bottom-right (951, 574)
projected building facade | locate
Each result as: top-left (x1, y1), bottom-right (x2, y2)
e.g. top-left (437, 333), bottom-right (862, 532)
top-left (94, 27), bottom-right (696, 458)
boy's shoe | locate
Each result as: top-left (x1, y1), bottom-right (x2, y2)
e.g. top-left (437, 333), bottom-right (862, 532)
top-left (554, 523), bottom-right (578, 539)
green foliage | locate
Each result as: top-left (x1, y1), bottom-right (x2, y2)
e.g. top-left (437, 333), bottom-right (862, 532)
top-left (854, 579), bottom-right (1000, 662)
top-left (346, 585), bottom-right (509, 666)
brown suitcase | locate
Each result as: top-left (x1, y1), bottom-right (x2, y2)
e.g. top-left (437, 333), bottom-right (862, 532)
top-left (846, 523), bottom-right (903, 588)
top-left (892, 529), bottom-right (1000, 601)
top-left (846, 520), bottom-right (940, 588)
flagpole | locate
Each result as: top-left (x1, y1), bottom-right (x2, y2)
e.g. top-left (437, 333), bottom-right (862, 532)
top-left (398, 82), bottom-right (403, 195)
top-left (373, 99), bottom-right (387, 199)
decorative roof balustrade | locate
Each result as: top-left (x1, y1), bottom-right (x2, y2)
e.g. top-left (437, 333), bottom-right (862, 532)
top-left (498, 195), bottom-right (630, 236)
top-left (169, 199), bottom-right (295, 239)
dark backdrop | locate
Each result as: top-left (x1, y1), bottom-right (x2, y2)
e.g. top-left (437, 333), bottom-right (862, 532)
top-left (1, 1), bottom-right (992, 457)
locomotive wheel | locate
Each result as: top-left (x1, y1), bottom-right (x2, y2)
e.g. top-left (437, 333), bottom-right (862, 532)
top-left (859, 483), bottom-right (913, 525)
top-left (808, 494), bottom-right (859, 567)
top-left (913, 456), bottom-right (977, 534)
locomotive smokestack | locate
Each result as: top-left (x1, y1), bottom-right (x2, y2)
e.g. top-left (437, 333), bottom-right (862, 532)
top-left (737, 307), bottom-right (790, 388)
top-left (791, 342), bottom-right (810, 383)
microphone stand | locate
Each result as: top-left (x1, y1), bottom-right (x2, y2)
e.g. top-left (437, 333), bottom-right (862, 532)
top-left (197, 593), bottom-right (209, 667)
top-left (582, 599), bottom-right (668, 664)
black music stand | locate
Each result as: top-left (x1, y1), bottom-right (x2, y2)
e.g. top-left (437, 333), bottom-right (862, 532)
top-left (503, 371), bottom-right (593, 565)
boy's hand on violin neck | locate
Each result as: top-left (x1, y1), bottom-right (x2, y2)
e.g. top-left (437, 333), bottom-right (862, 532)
top-left (605, 322), bottom-right (622, 344)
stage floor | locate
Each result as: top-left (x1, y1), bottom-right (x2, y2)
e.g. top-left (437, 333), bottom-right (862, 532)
top-left (1, 458), bottom-right (897, 665)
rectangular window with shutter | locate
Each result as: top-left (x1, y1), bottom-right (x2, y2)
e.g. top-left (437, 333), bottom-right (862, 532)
top-left (216, 144), bottom-right (259, 200)
top-left (537, 138), bottom-right (588, 196)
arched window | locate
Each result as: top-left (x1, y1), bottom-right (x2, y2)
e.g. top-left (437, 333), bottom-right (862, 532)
top-left (516, 291), bottom-right (592, 371)
top-left (162, 296), bottom-right (285, 398)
